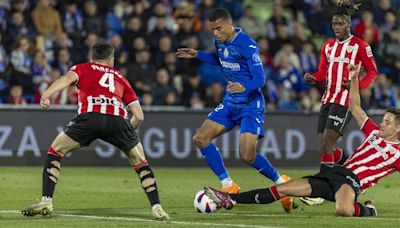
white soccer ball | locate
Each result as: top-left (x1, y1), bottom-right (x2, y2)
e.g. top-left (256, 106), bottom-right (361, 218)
top-left (194, 190), bottom-right (218, 213)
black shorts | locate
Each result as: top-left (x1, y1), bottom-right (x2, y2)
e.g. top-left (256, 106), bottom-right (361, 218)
top-left (304, 164), bottom-right (361, 202)
top-left (64, 112), bottom-right (139, 152)
top-left (317, 103), bottom-right (352, 135)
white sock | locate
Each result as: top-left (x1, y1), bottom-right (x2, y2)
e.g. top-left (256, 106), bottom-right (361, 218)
top-left (41, 196), bottom-right (52, 202)
top-left (221, 177), bottom-right (233, 187)
top-left (152, 204), bottom-right (161, 210)
top-left (274, 176), bottom-right (286, 185)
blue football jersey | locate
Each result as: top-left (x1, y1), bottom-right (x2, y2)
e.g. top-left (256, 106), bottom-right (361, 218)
top-left (214, 28), bottom-right (265, 104)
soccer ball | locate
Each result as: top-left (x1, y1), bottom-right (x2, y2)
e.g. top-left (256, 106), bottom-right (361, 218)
top-left (194, 190), bottom-right (218, 213)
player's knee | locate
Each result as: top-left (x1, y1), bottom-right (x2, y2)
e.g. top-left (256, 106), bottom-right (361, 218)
top-left (239, 151), bottom-right (255, 164)
top-left (336, 206), bottom-right (353, 217)
top-left (193, 134), bottom-right (208, 148)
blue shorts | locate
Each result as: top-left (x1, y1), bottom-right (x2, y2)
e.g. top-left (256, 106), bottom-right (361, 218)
top-left (207, 99), bottom-right (266, 138)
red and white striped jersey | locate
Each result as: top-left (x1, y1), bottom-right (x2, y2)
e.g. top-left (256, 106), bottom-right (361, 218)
top-left (313, 35), bottom-right (378, 106)
top-left (343, 119), bottom-right (400, 190)
top-left (68, 62), bottom-right (138, 119)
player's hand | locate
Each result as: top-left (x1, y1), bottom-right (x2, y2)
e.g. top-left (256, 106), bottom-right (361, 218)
top-left (227, 81), bottom-right (246, 93)
top-left (304, 73), bottom-right (316, 84)
top-left (348, 63), bottom-right (361, 81)
top-left (40, 95), bottom-right (50, 109)
top-left (175, 48), bottom-right (198, 58)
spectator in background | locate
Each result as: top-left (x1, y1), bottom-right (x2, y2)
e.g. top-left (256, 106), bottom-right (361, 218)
top-left (8, 85), bottom-right (27, 106)
top-left (9, 36), bottom-right (34, 95)
top-left (4, 11), bottom-right (36, 48)
top-left (126, 49), bottom-right (156, 96)
top-left (273, 42), bottom-right (301, 70)
top-left (141, 92), bottom-right (154, 106)
top-left (302, 0), bottom-right (326, 35)
top-left (0, 33), bottom-right (8, 98)
top-left (83, 0), bottom-right (107, 37)
top-left (216, 0), bottom-right (243, 21)
top-left (149, 16), bottom-right (174, 52)
top-left (301, 86), bottom-right (322, 112)
top-left (360, 87), bottom-right (376, 110)
top-left (55, 48), bottom-right (72, 75)
top-left (124, 16), bottom-right (146, 50)
top-left (257, 37), bottom-right (274, 72)
top-left (152, 68), bottom-right (175, 105)
top-left (34, 68), bottom-right (67, 105)
top-left (164, 90), bottom-right (178, 106)
top-left (198, 19), bottom-right (214, 51)
top-left (110, 34), bottom-right (128, 68)
top-left (266, 2), bottom-right (291, 40)
top-left (163, 52), bottom-right (178, 81)
top-left (205, 81), bottom-right (224, 108)
top-left (181, 72), bottom-right (207, 108)
top-left (299, 41), bottom-right (318, 74)
top-left (272, 54), bottom-right (305, 110)
top-left (129, 36), bottom-right (147, 62)
top-left (31, 0), bottom-right (63, 38)
top-left (373, 0), bottom-right (394, 26)
top-left (372, 73), bottom-right (397, 109)
top-left (292, 22), bottom-right (311, 53)
top-left (269, 23), bottom-right (291, 56)
top-left (153, 35), bottom-right (173, 68)
top-left (148, 2), bottom-right (174, 33)
top-left (380, 10), bottom-right (398, 36)
top-left (197, 0), bottom-right (215, 21)
top-left (62, 0), bottom-right (84, 43)
top-left (79, 32), bottom-right (98, 62)
top-left (377, 27), bottom-right (400, 83)
top-left (31, 51), bottom-right (51, 86)
top-left (238, 5), bottom-right (266, 40)
top-left (9, 0), bottom-right (32, 26)
top-left (353, 10), bottom-right (380, 51)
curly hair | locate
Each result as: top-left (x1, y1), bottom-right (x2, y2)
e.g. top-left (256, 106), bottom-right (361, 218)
top-left (334, 0), bottom-right (362, 18)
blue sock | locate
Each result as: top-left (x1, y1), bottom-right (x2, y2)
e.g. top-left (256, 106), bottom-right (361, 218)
top-left (200, 143), bottom-right (229, 180)
top-left (251, 153), bottom-right (279, 182)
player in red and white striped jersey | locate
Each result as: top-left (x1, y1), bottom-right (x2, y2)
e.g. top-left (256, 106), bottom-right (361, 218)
top-left (304, 1), bottom-right (378, 171)
top-left (203, 63), bottom-right (400, 217)
top-left (22, 43), bottom-right (170, 221)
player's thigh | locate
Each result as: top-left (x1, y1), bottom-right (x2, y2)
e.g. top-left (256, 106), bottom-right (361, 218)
top-left (51, 131), bottom-right (81, 155)
top-left (101, 118), bottom-right (140, 157)
top-left (277, 178), bottom-right (312, 197)
top-left (334, 184), bottom-right (356, 215)
top-left (317, 104), bottom-right (330, 134)
top-left (64, 113), bottom-right (99, 148)
top-left (325, 104), bottom-right (352, 136)
top-left (195, 119), bottom-right (228, 141)
top-left (239, 133), bottom-right (258, 155)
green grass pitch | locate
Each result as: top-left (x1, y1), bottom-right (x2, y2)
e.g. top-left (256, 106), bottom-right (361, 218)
top-left (0, 167), bottom-right (399, 227)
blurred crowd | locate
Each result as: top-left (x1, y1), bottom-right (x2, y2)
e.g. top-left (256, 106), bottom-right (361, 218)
top-left (0, 0), bottom-right (399, 111)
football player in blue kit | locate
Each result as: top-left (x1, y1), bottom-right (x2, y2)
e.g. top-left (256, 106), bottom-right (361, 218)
top-left (176, 8), bottom-right (292, 212)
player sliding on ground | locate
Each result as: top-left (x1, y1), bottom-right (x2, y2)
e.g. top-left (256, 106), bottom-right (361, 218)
top-left (205, 63), bottom-right (400, 217)
top-left (21, 43), bottom-right (170, 221)
top-left (176, 8), bottom-right (293, 213)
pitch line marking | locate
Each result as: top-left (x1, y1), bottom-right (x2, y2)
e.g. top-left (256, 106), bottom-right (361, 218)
top-left (0, 210), bottom-right (279, 228)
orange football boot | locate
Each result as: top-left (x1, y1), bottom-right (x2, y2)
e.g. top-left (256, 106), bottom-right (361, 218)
top-left (221, 182), bottom-right (241, 194)
top-left (280, 175), bottom-right (293, 213)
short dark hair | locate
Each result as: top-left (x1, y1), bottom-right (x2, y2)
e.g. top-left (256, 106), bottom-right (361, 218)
top-left (91, 43), bottom-right (114, 61)
top-left (386, 108), bottom-right (400, 126)
top-left (209, 8), bottom-right (231, 21)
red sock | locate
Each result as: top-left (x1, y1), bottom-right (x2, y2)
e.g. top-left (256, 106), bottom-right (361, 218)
top-left (334, 148), bottom-right (343, 163)
top-left (320, 153), bottom-right (334, 164)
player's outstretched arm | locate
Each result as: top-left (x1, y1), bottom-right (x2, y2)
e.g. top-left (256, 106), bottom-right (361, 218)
top-left (176, 48), bottom-right (220, 66)
top-left (40, 71), bottom-right (78, 109)
top-left (348, 63), bottom-right (368, 127)
top-left (128, 101), bottom-right (144, 129)
top-left (175, 48), bottom-right (198, 58)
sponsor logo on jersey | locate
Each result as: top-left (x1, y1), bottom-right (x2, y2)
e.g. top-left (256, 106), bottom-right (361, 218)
top-left (328, 56), bottom-right (350, 63)
top-left (328, 115), bottom-right (344, 124)
top-left (91, 96), bottom-right (123, 107)
top-left (219, 59), bottom-right (241, 71)
top-left (368, 134), bottom-right (390, 160)
top-left (366, 46), bottom-right (373, 57)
